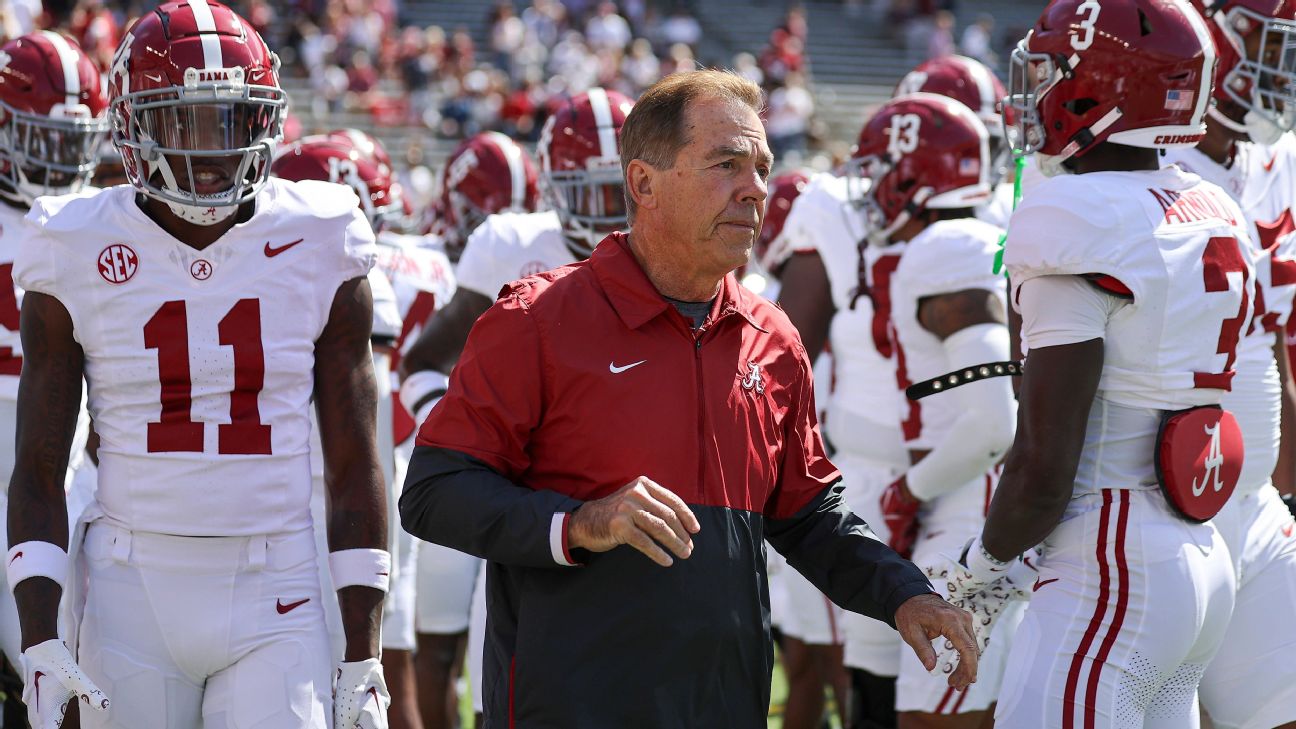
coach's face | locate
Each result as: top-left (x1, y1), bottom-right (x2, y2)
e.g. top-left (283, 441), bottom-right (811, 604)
top-left (662, 96), bottom-right (772, 276)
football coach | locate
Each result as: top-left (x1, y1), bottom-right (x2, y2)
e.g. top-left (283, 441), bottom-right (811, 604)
top-left (400, 69), bottom-right (977, 728)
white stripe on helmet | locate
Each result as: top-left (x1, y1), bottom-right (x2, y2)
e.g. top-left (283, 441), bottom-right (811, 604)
top-left (484, 131), bottom-right (526, 209)
top-left (41, 31), bottom-right (80, 107)
top-left (587, 87), bottom-right (617, 159)
top-left (186, 0), bottom-right (224, 70)
top-left (957, 55), bottom-right (998, 119)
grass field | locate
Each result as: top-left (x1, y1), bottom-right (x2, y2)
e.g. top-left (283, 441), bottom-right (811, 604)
top-left (456, 647), bottom-right (843, 729)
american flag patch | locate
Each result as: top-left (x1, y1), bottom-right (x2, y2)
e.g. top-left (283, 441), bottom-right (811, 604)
top-left (1165, 90), bottom-right (1194, 110)
top-left (959, 157), bottom-right (980, 176)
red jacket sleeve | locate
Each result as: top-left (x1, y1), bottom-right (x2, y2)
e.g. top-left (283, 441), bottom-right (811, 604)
top-left (415, 289), bottom-right (544, 481)
top-left (766, 343), bottom-right (841, 520)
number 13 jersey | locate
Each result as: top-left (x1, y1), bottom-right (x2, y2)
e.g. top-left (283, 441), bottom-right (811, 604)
top-left (15, 178), bottom-right (377, 536)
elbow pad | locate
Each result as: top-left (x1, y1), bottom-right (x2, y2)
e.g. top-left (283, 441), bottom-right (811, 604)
top-left (907, 324), bottom-right (1017, 501)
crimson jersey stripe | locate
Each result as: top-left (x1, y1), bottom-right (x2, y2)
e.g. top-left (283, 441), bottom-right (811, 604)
top-left (1083, 490), bottom-right (1130, 729)
top-left (1063, 489), bottom-right (1114, 729)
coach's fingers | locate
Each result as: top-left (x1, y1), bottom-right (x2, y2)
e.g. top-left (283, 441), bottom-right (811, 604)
top-left (635, 497), bottom-right (694, 553)
top-left (622, 526), bottom-right (675, 567)
top-left (897, 613), bottom-right (938, 672)
top-left (643, 480), bottom-right (701, 534)
top-left (939, 612), bottom-right (979, 689)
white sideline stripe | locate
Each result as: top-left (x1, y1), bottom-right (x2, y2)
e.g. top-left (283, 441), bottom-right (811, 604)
top-left (187, 0), bottom-right (224, 70)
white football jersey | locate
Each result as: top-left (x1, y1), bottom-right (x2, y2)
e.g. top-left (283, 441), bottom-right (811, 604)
top-left (1164, 141), bottom-right (1296, 493)
top-left (889, 218), bottom-right (1007, 451)
top-left (0, 202), bottom-right (29, 401)
top-left (455, 210), bottom-right (577, 299)
top-left (375, 231), bottom-right (457, 446)
top-left (16, 179), bottom-right (377, 536)
top-left (1006, 166), bottom-right (1254, 497)
top-left (781, 173), bottom-right (906, 466)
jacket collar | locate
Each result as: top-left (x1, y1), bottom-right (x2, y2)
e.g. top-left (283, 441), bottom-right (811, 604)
top-left (591, 232), bottom-right (767, 332)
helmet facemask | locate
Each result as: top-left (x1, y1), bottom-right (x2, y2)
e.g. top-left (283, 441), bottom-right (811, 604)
top-left (1210, 5), bottom-right (1296, 144)
top-left (0, 101), bottom-right (108, 205)
top-left (542, 157), bottom-right (626, 257)
top-left (1005, 41), bottom-right (1064, 159)
top-left (113, 66), bottom-right (286, 225)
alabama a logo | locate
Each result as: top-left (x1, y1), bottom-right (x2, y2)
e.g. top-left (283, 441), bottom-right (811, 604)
top-left (740, 361), bottom-right (765, 395)
top-left (1192, 422), bottom-right (1225, 497)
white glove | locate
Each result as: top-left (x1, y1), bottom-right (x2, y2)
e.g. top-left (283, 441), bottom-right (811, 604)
top-left (923, 538), bottom-right (1037, 677)
top-left (20, 639), bottom-right (110, 729)
top-left (334, 658), bottom-right (390, 729)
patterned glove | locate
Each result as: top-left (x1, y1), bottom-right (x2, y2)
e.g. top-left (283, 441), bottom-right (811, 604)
top-left (879, 476), bottom-right (922, 558)
top-left (923, 538), bottom-right (1037, 677)
top-left (21, 639), bottom-right (110, 729)
top-left (334, 658), bottom-right (390, 729)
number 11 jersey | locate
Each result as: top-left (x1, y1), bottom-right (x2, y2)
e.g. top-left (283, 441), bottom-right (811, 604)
top-left (15, 178), bottom-right (377, 536)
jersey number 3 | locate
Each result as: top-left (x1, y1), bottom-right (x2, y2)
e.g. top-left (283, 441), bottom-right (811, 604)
top-left (1196, 236), bottom-right (1251, 390)
top-left (144, 298), bottom-right (272, 454)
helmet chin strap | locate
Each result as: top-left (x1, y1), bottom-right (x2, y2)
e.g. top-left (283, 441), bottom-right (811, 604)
top-left (1035, 153), bottom-right (1072, 178)
top-left (146, 153), bottom-right (243, 226)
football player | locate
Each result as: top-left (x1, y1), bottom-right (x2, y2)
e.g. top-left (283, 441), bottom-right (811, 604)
top-left (8, 3), bottom-right (390, 728)
top-left (398, 89), bottom-right (631, 725)
top-left (857, 93), bottom-right (1018, 728)
top-left (754, 169), bottom-right (852, 729)
top-left (1160, 3), bottom-right (1296, 727)
top-left (0, 27), bottom-right (107, 686)
top-left (959, 1), bottom-right (1248, 725)
top-left (272, 130), bottom-right (436, 729)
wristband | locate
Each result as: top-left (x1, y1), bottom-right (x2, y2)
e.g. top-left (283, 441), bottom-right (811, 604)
top-left (6, 541), bottom-right (69, 593)
top-left (329, 549), bottom-right (392, 592)
top-left (958, 536), bottom-right (1013, 582)
top-left (399, 369), bottom-right (450, 424)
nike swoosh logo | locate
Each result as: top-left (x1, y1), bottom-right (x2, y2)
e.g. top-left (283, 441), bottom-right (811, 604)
top-left (609, 360), bottom-right (646, 374)
top-left (1033, 577), bottom-right (1059, 592)
top-left (276, 597), bottom-right (310, 614)
top-left (7, 551), bottom-right (20, 565)
top-left (264, 238), bottom-right (304, 257)
top-left (367, 686), bottom-right (379, 703)
top-left (1283, 523), bottom-right (1294, 538)
top-left (32, 671), bottom-right (43, 709)
top-left (1265, 153), bottom-right (1280, 172)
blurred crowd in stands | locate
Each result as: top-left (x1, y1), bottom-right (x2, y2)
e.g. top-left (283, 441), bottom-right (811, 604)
top-left (0, 0), bottom-right (1016, 171)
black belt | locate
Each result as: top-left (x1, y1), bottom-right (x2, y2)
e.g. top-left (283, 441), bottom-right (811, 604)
top-left (906, 361), bottom-right (1023, 401)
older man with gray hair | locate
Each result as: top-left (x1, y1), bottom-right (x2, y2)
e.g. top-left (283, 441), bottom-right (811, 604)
top-left (400, 69), bottom-right (976, 728)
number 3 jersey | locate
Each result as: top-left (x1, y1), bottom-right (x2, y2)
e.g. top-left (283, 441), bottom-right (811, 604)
top-left (1004, 165), bottom-right (1254, 497)
top-left (15, 178), bottom-right (377, 536)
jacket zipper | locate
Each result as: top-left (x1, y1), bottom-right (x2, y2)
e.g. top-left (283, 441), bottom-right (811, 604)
top-left (694, 327), bottom-right (706, 500)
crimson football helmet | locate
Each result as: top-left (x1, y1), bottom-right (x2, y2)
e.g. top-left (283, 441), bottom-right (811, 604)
top-left (1190, 0), bottom-right (1296, 144)
top-left (1006, 0), bottom-right (1216, 176)
top-left (538, 88), bottom-right (633, 257)
top-left (440, 131), bottom-right (540, 259)
top-left (0, 31), bottom-right (108, 205)
top-left (895, 55), bottom-right (1014, 184)
top-left (108, 0), bottom-right (286, 225)
top-left (755, 169), bottom-right (810, 276)
top-left (271, 132), bottom-right (401, 231)
top-left (851, 93), bottom-right (992, 242)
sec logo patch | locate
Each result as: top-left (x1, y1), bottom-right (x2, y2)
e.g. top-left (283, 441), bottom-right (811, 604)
top-left (98, 244), bottom-right (138, 284)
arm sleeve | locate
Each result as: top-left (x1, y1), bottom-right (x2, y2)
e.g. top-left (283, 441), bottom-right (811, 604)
top-left (905, 323), bottom-right (1017, 500)
top-left (14, 212), bottom-right (60, 298)
top-left (400, 447), bottom-right (583, 568)
top-left (454, 216), bottom-right (506, 298)
top-left (764, 343), bottom-right (841, 519)
top-left (1018, 274), bottom-right (1125, 351)
top-left (765, 482), bottom-right (935, 627)
top-left (340, 207), bottom-right (379, 281)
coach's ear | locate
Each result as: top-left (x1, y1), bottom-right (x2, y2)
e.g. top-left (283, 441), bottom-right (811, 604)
top-left (626, 158), bottom-right (658, 214)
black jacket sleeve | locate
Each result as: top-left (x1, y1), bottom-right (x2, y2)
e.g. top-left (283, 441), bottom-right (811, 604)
top-left (764, 481), bottom-right (935, 628)
top-left (400, 445), bottom-right (583, 568)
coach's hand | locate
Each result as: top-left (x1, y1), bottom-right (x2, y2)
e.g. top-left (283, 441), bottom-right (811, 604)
top-left (21, 638), bottom-right (110, 729)
top-left (568, 476), bottom-right (701, 566)
top-left (894, 593), bottom-right (979, 690)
